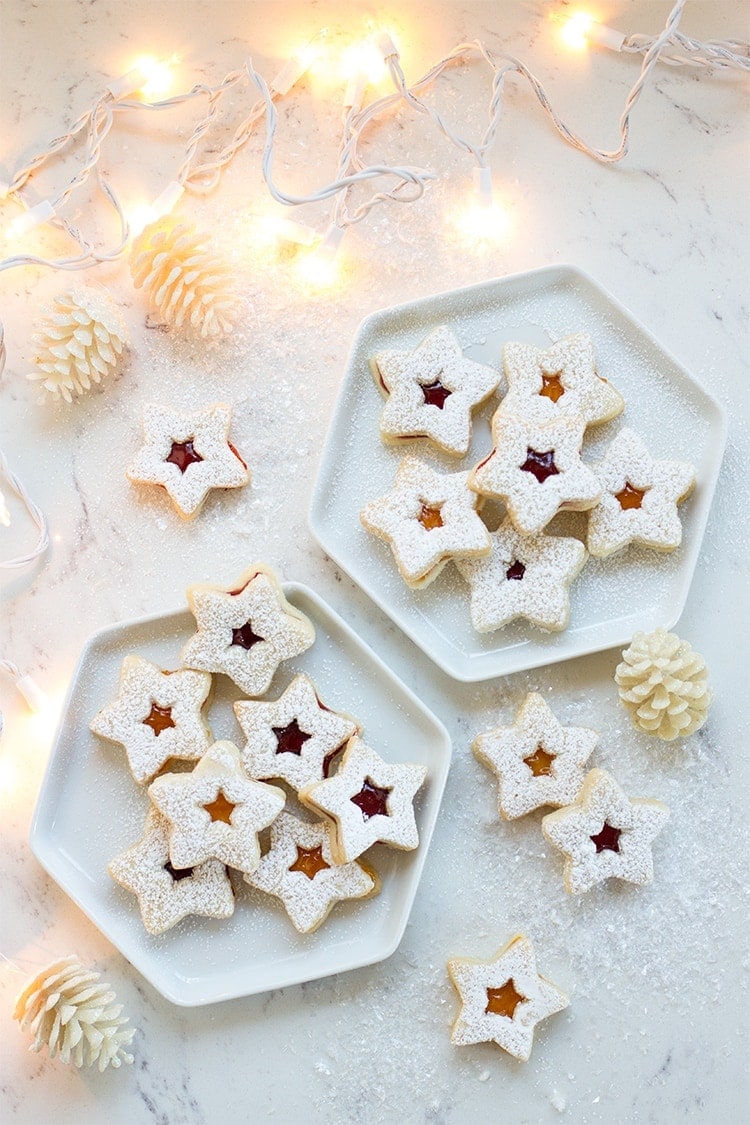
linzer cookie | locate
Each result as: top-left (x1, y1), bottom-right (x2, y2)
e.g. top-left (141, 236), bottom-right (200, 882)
top-left (447, 934), bottom-right (569, 1061)
top-left (245, 810), bottom-right (380, 933)
top-left (472, 693), bottom-right (598, 819)
top-left (299, 736), bottom-right (426, 864)
top-left (470, 413), bottom-right (601, 535)
top-left (586, 427), bottom-right (695, 557)
top-left (182, 565), bottom-right (315, 696)
top-left (90, 656), bottom-right (213, 784)
top-left (541, 768), bottom-right (669, 895)
top-left (108, 808), bottom-right (235, 934)
top-left (234, 673), bottom-right (359, 792)
top-left (127, 403), bottom-right (249, 519)
top-left (360, 455), bottom-right (491, 588)
top-left (148, 741), bottom-right (285, 875)
top-left (372, 325), bottom-right (501, 456)
top-left (499, 333), bottom-right (624, 426)
top-left (455, 517), bottom-right (587, 633)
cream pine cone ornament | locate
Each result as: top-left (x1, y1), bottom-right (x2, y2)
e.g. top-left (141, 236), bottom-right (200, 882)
top-left (13, 955), bottom-right (135, 1071)
top-left (130, 216), bottom-right (237, 341)
top-left (28, 286), bottom-right (129, 403)
top-left (615, 627), bottom-right (712, 741)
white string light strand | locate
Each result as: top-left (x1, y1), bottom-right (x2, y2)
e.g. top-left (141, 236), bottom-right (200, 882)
top-left (0, 0), bottom-right (747, 278)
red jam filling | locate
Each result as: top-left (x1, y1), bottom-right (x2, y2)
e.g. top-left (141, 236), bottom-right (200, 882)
top-left (421, 378), bottom-right (452, 409)
top-left (272, 719), bottom-right (312, 756)
top-left (590, 822), bottom-right (622, 853)
top-left (165, 439), bottom-right (203, 474)
top-left (520, 448), bottom-right (559, 483)
top-left (164, 861), bottom-right (195, 882)
top-left (231, 621), bottom-right (264, 649)
top-left (505, 560), bottom-right (526, 581)
top-left (350, 777), bottom-right (391, 820)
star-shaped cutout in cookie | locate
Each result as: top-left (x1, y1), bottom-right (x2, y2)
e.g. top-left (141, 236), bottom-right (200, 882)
top-left (360, 456), bottom-right (491, 588)
top-left (456, 517), bottom-right (587, 633)
top-left (470, 414), bottom-right (601, 535)
top-left (372, 326), bottom-right (501, 456)
top-left (500, 333), bottom-right (624, 426)
top-left (472, 693), bottom-right (598, 819)
top-left (448, 934), bottom-right (569, 1061)
top-left (300, 736), bottom-right (427, 864)
top-left (108, 808), bottom-right (235, 934)
top-left (586, 428), bottom-right (695, 557)
top-left (541, 768), bottom-right (670, 895)
top-left (181, 565), bottom-right (315, 696)
top-left (90, 655), bottom-right (213, 784)
top-left (234, 673), bottom-right (359, 792)
top-left (244, 810), bottom-right (380, 933)
top-left (148, 740), bottom-right (285, 874)
top-left (127, 402), bottom-right (249, 519)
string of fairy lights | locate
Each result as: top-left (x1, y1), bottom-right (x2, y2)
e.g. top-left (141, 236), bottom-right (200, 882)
top-left (0, 0), bottom-right (748, 727)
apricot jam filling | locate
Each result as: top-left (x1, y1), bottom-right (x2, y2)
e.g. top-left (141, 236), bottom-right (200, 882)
top-left (351, 777), bottom-right (391, 820)
top-left (540, 371), bottom-right (565, 403)
top-left (418, 503), bottom-right (444, 531)
top-left (520, 448), bottom-right (559, 484)
top-left (523, 746), bottom-right (556, 777)
top-left (590, 822), bottom-right (622, 853)
top-left (615, 482), bottom-right (648, 510)
top-left (143, 703), bottom-right (176, 736)
top-left (202, 790), bottom-right (237, 824)
top-left (165, 439), bottom-right (203, 473)
top-left (272, 719), bottom-right (312, 756)
top-left (289, 844), bottom-right (330, 881)
top-left (485, 979), bottom-right (525, 1018)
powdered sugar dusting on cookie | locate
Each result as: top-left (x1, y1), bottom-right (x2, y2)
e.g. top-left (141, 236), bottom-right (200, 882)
top-left (500, 333), bottom-right (624, 426)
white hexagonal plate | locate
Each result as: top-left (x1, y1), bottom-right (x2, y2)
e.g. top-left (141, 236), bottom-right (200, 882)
top-left (309, 266), bottom-right (726, 682)
top-left (30, 583), bottom-right (451, 1006)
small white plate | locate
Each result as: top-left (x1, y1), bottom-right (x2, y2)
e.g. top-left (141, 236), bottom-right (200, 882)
top-left (309, 266), bottom-right (726, 682)
top-left (30, 584), bottom-right (451, 1007)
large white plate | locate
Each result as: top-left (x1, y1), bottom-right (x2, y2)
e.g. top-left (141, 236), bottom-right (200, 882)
top-left (309, 266), bottom-right (726, 682)
top-left (29, 584), bottom-right (451, 1006)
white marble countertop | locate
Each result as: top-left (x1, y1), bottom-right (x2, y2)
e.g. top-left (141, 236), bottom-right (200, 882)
top-left (1, 2), bottom-right (748, 1122)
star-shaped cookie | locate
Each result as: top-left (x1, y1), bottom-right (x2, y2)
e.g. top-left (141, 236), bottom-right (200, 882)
top-left (541, 768), bottom-right (670, 895)
top-left (500, 333), bottom-right (624, 426)
top-left (234, 673), bottom-right (359, 792)
top-left (245, 810), bottom-right (380, 933)
top-left (300, 736), bottom-right (427, 864)
top-left (470, 414), bottom-right (601, 535)
top-left (90, 655), bottom-right (213, 784)
top-left (148, 740), bottom-right (285, 874)
top-left (448, 934), bottom-right (569, 1061)
top-left (472, 693), bottom-right (598, 819)
top-left (586, 428), bottom-right (695, 557)
top-left (108, 808), bottom-right (235, 934)
top-left (181, 565), bottom-right (315, 696)
top-left (455, 518), bottom-right (587, 633)
top-left (127, 402), bottom-right (249, 519)
top-left (373, 325), bottom-right (501, 456)
top-left (360, 456), bottom-right (491, 588)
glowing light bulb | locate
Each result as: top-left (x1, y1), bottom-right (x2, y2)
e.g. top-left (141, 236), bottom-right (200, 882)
top-left (5, 200), bottom-right (56, 243)
top-left (127, 181), bottom-right (184, 237)
top-left (295, 226), bottom-right (345, 289)
top-left (560, 11), bottom-right (596, 50)
top-left (340, 40), bottom-right (388, 87)
top-left (134, 55), bottom-right (177, 99)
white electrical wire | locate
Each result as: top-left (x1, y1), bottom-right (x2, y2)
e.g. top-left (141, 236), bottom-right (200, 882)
top-left (0, 324), bottom-right (51, 570)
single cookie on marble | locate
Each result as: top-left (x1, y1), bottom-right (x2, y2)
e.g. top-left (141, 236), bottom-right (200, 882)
top-left (108, 808), bottom-right (235, 934)
top-left (472, 693), bottom-right (598, 819)
top-left (148, 740), bottom-right (285, 874)
top-left (90, 655), bottom-right (213, 784)
top-left (499, 333), bottom-right (624, 426)
top-left (372, 325), bottom-right (501, 457)
top-left (299, 736), bottom-right (427, 864)
top-left (541, 768), bottom-right (670, 895)
top-left (455, 517), bottom-right (587, 633)
top-left (234, 673), bottom-right (359, 792)
top-left (244, 810), bottom-right (380, 933)
top-left (586, 428), bottom-right (695, 557)
top-left (127, 403), bottom-right (249, 519)
top-left (447, 934), bottom-right (569, 1061)
top-left (470, 414), bottom-right (601, 535)
top-left (181, 565), bottom-right (315, 697)
top-left (360, 455), bottom-right (491, 588)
